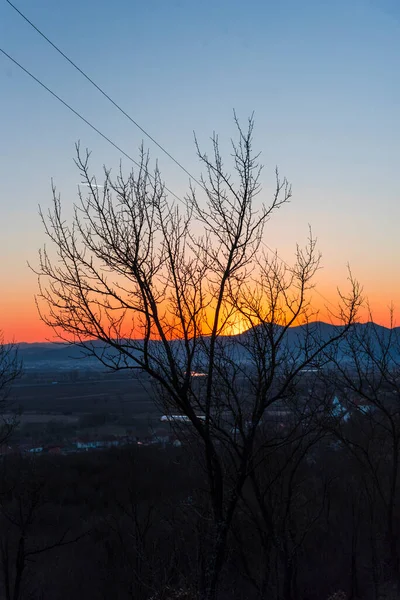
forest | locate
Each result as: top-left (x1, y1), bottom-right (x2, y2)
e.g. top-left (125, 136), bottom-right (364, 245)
top-left (0, 392), bottom-right (399, 600)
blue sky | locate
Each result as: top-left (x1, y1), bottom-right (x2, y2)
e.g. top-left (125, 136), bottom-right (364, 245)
top-left (1, 0), bottom-right (400, 339)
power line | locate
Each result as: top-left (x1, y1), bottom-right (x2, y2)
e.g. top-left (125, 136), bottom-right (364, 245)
top-left (0, 47), bottom-right (337, 311)
top-left (4, 1), bottom-right (338, 309)
top-left (5, 0), bottom-right (204, 190)
top-left (0, 47), bottom-right (183, 204)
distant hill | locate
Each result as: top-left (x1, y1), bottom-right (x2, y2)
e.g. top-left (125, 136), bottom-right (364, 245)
top-left (16, 341), bottom-right (108, 368)
top-left (16, 322), bottom-right (400, 370)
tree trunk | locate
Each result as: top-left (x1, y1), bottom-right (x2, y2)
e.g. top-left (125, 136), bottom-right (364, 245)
top-left (282, 556), bottom-right (294, 600)
top-left (204, 521), bottom-right (229, 600)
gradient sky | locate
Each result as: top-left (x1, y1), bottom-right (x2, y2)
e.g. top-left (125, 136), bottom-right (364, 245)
top-left (1, 0), bottom-right (400, 342)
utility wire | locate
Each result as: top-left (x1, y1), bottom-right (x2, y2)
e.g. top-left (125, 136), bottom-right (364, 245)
top-left (4, 1), bottom-right (329, 277)
top-left (0, 48), bottom-right (183, 204)
top-left (1, 46), bottom-right (338, 311)
top-left (5, 0), bottom-right (204, 190)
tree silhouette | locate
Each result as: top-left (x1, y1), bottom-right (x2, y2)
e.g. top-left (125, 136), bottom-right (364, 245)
top-left (35, 115), bottom-right (362, 599)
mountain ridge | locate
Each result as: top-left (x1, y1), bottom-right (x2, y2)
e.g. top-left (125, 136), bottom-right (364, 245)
top-left (14, 321), bottom-right (400, 369)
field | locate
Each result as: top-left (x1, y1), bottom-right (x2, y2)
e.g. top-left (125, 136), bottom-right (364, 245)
top-left (6, 367), bottom-right (250, 442)
top-left (10, 374), bottom-right (157, 414)
top-left (6, 372), bottom-right (164, 441)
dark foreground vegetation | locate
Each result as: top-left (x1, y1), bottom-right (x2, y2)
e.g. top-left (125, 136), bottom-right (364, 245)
top-left (0, 405), bottom-right (399, 600)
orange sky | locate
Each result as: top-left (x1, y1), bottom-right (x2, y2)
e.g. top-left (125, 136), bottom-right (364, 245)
top-left (1, 282), bottom-right (395, 344)
top-left (1, 238), bottom-right (399, 343)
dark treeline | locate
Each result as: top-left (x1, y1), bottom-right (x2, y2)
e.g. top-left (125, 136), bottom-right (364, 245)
top-left (1, 393), bottom-right (399, 600)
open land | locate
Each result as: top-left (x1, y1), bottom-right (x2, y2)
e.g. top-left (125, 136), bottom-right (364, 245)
top-left (7, 370), bottom-right (164, 445)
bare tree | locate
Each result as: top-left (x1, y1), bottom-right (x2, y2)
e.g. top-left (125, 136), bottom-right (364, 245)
top-left (0, 455), bottom-right (89, 600)
top-left (35, 116), bottom-right (362, 599)
top-left (0, 333), bottom-right (21, 400)
top-left (326, 310), bottom-right (400, 596)
top-left (0, 332), bottom-right (21, 445)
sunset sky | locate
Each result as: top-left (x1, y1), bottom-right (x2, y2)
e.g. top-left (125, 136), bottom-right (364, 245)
top-left (1, 0), bottom-right (400, 342)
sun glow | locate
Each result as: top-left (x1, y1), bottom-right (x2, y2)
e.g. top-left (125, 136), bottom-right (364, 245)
top-left (222, 316), bottom-right (251, 337)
